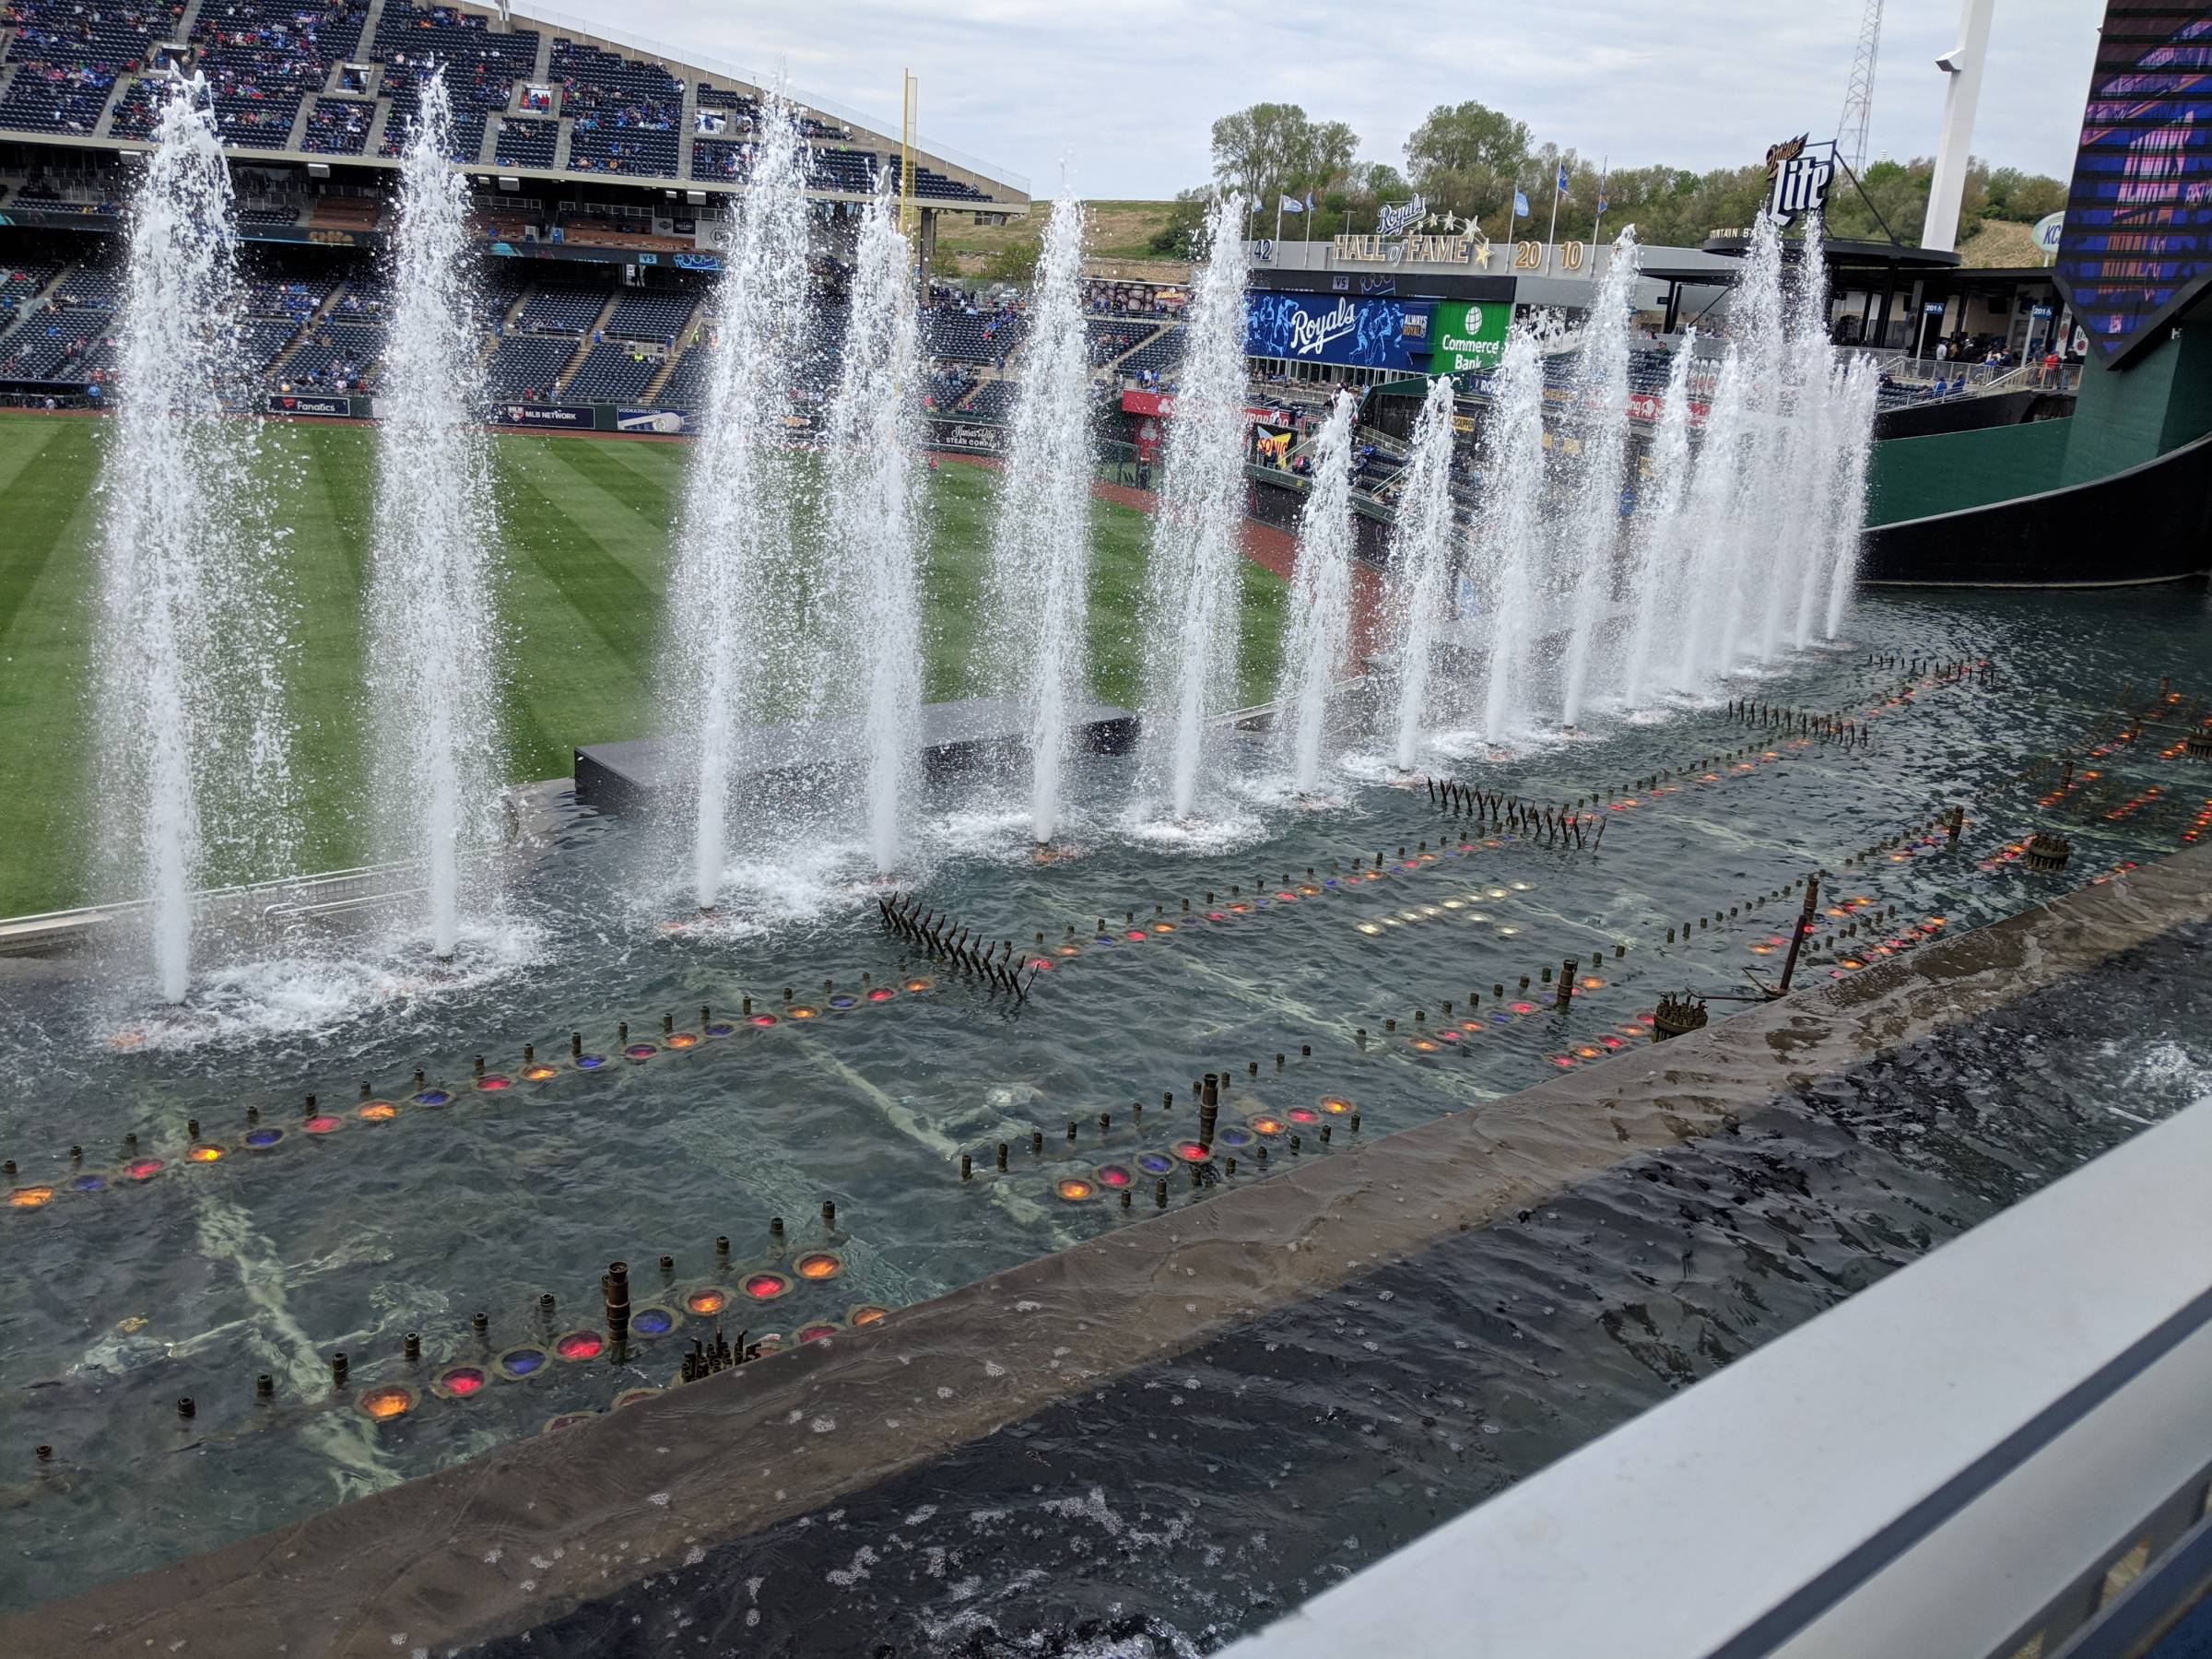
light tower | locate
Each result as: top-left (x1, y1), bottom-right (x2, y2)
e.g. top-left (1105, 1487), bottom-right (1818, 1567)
top-left (1836, 0), bottom-right (1883, 175)
top-left (1923, 0), bottom-right (1996, 254)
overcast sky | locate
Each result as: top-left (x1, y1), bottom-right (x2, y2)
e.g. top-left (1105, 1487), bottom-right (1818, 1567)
top-left (586, 0), bottom-right (2102, 199)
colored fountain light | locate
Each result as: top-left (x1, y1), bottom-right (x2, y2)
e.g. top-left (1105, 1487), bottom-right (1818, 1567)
top-left (359, 1100), bottom-right (398, 1122)
top-left (1172, 1141), bottom-right (1211, 1163)
top-left (1319, 1098), bottom-right (1352, 1114)
top-left (742, 1273), bottom-right (791, 1301)
top-left (497, 1346), bottom-right (548, 1379)
top-left (1135, 1151), bottom-right (1177, 1174)
top-left (69, 1173), bottom-right (106, 1193)
top-left (573, 1053), bottom-right (607, 1069)
top-left (8, 1186), bottom-right (55, 1209)
top-left (688, 1287), bottom-right (734, 1314)
top-left (613, 1388), bottom-right (659, 1408)
top-left (554, 1331), bottom-right (604, 1361)
top-left (794, 1253), bottom-right (841, 1280)
top-left (1286, 1108), bottom-right (1320, 1126)
top-left (242, 1128), bottom-right (284, 1148)
top-left (848, 1306), bottom-right (889, 1326)
top-left (798, 1323), bottom-right (839, 1344)
top-left (357, 1385), bottom-right (416, 1422)
top-left (521, 1065), bottom-right (559, 1082)
top-left (125, 1159), bottom-right (165, 1182)
top-left (432, 1365), bottom-right (488, 1399)
top-left (409, 1088), bottom-right (452, 1106)
top-left (867, 986), bottom-right (900, 1000)
top-left (786, 1006), bottom-right (818, 1019)
top-left (828, 994), bottom-right (858, 1009)
top-left (1056, 1176), bottom-right (1097, 1201)
top-left (543, 1412), bottom-right (595, 1432)
top-left (186, 1144), bottom-right (224, 1163)
top-left (748, 1014), bottom-right (778, 1028)
top-left (630, 1307), bottom-right (676, 1337)
top-left (903, 978), bottom-right (932, 993)
top-left (665, 1031), bottom-right (699, 1048)
top-left (623, 1043), bottom-right (658, 1059)
top-left (1217, 1125), bottom-right (1256, 1149)
top-left (303, 1114), bottom-right (340, 1135)
top-left (1096, 1163), bottom-right (1134, 1188)
top-left (1249, 1116), bottom-right (1285, 1136)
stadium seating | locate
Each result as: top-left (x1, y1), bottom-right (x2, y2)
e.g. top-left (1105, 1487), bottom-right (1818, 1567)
top-left (809, 147), bottom-right (877, 194)
top-left (0, 0), bottom-right (173, 135)
top-left (515, 282), bottom-right (605, 334)
top-left (282, 320), bottom-right (382, 385)
top-left (1116, 325), bottom-right (1186, 382)
top-left (889, 156), bottom-right (993, 204)
top-left (689, 137), bottom-right (747, 182)
top-left (373, 3), bottom-right (536, 162)
top-left (1086, 319), bottom-right (1148, 367)
top-left (959, 379), bottom-right (1018, 421)
top-left (488, 331), bottom-right (577, 396)
top-left (300, 96), bottom-right (374, 154)
top-left (193, 0), bottom-right (366, 147)
top-left (553, 38), bottom-right (678, 177)
top-left (602, 287), bottom-right (692, 341)
top-left (492, 114), bottom-right (557, 168)
top-left (559, 339), bottom-right (657, 402)
top-left (924, 305), bottom-right (1027, 363)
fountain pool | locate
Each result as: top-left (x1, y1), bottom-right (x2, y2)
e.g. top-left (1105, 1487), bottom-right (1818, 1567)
top-left (5, 582), bottom-right (2211, 1617)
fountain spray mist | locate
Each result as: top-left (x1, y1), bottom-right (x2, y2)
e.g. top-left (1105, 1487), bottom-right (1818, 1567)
top-left (820, 190), bottom-right (923, 874)
top-left (1671, 344), bottom-right (1747, 694)
top-left (1477, 320), bottom-right (1552, 743)
top-left (367, 71), bottom-right (503, 958)
top-left (94, 80), bottom-right (295, 1002)
top-left (1134, 193), bottom-right (1250, 820)
top-left (1618, 335), bottom-right (1698, 708)
top-left (1712, 213), bottom-right (1786, 676)
top-left (1823, 352), bottom-right (1879, 640)
top-left (1558, 231), bottom-right (1640, 725)
top-left (985, 191), bottom-right (1093, 843)
top-left (657, 93), bottom-right (812, 909)
top-left (1386, 375), bottom-right (1460, 771)
top-left (1274, 393), bottom-right (1358, 794)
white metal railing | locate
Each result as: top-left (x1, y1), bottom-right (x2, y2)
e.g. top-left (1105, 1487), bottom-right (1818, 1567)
top-left (1221, 1099), bottom-right (2212, 1659)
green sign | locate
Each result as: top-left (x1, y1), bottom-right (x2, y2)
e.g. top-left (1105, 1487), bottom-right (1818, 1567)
top-left (1427, 300), bottom-right (1510, 377)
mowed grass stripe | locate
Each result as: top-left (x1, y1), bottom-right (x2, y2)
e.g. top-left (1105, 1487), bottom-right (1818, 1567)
top-left (0, 418), bottom-right (1290, 914)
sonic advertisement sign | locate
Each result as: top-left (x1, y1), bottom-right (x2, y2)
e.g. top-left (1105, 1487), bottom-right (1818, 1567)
top-left (1245, 293), bottom-right (1430, 371)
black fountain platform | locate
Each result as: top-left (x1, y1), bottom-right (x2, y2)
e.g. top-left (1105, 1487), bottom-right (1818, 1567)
top-left (574, 697), bottom-right (1139, 813)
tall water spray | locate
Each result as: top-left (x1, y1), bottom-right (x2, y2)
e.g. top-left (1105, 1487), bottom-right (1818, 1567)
top-left (656, 94), bottom-right (812, 909)
top-left (1273, 393), bottom-right (1358, 793)
top-left (93, 81), bottom-right (295, 1001)
top-left (1477, 321), bottom-right (1552, 743)
top-left (820, 190), bottom-right (924, 875)
top-left (1386, 375), bottom-right (1460, 771)
top-left (1133, 193), bottom-right (1251, 820)
top-left (367, 71), bottom-right (504, 958)
top-left (1712, 213), bottom-right (1787, 676)
top-left (1822, 353), bottom-right (1879, 640)
top-left (1671, 345), bottom-right (1747, 694)
top-left (1618, 335), bottom-right (1699, 708)
top-left (985, 191), bottom-right (1094, 843)
top-left (1769, 214), bottom-right (1836, 656)
top-left (1558, 231), bottom-right (1641, 725)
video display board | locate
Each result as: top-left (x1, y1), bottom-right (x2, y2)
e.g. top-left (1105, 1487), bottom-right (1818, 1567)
top-left (1245, 293), bottom-right (1431, 371)
top-left (2053, 4), bottom-right (2212, 364)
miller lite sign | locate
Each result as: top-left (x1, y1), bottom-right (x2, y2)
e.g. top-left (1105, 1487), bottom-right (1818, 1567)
top-left (1765, 135), bottom-right (1834, 224)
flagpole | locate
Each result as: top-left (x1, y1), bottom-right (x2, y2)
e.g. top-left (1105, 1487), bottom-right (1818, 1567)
top-left (1501, 175), bottom-right (1517, 257)
top-left (1274, 193), bottom-right (1284, 246)
top-left (1543, 162), bottom-right (1562, 275)
top-left (1590, 158), bottom-right (1607, 279)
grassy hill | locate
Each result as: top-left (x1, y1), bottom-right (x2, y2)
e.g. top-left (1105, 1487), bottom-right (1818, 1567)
top-left (930, 200), bottom-right (1190, 280)
top-left (0, 415), bottom-right (1285, 915)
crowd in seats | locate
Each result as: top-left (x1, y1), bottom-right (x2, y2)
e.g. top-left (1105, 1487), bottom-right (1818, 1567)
top-left (236, 313), bottom-right (293, 367)
top-left (492, 114), bottom-right (556, 168)
top-left (924, 300), bottom-right (1027, 365)
top-left (242, 272), bottom-right (333, 319)
top-left (373, 3), bottom-right (536, 161)
top-left (959, 379), bottom-right (1018, 421)
top-left (104, 76), bottom-right (167, 138)
top-left (0, 259), bottom-right (58, 326)
top-left (0, 259), bottom-right (118, 380)
top-left (693, 80), bottom-right (755, 118)
top-left (1085, 318), bottom-right (1151, 367)
top-left (281, 318), bottom-right (381, 386)
top-left (920, 364), bottom-right (972, 410)
top-left (553, 37), bottom-right (678, 176)
top-left (689, 136), bottom-right (747, 182)
top-left (193, 0), bottom-right (365, 147)
top-left (300, 96), bottom-right (373, 153)
top-left (809, 147), bottom-right (876, 193)
top-left (488, 330), bottom-right (576, 397)
top-left (559, 338), bottom-right (656, 402)
top-left (602, 286), bottom-right (690, 341)
top-left (0, 0), bottom-right (177, 134)
top-left (515, 282), bottom-right (603, 334)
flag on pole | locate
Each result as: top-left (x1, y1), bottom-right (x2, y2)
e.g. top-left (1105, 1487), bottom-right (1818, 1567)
top-left (1556, 163), bottom-right (1571, 195)
top-left (1279, 194), bottom-right (1305, 213)
top-left (1513, 188), bottom-right (1530, 217)
top-left (1303, 189), bottom-right (1315, 212)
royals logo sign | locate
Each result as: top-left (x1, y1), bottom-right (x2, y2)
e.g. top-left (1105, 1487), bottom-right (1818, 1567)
top-left (1765, 134), bottom-right (1834, 224)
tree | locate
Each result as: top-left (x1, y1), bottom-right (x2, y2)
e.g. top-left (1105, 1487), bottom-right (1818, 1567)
top-left (982, 237), bottom-right (1041, 285)
top-left (1983, 165), bottom-right (2065, 223)
top-left (1147, 186), bottom-right (1211, 258)
top-left (1209, 103), bottom-right (1362, 218)
top-left (1406, 100), bottom-right (1529, 185)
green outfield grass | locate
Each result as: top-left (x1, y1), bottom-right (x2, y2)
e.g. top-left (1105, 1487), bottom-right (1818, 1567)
top-left (0, 413), bottom-right (1288, 916)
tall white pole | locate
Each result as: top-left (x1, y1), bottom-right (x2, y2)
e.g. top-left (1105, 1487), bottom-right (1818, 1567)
top-left (1923, 0), bottom-right (1994, 254)
top-left (1543, 164), bottom-right (1562, 274)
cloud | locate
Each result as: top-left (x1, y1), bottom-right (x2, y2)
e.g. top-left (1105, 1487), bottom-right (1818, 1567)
top-left (574, 0), bottom-right (2100, 200)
